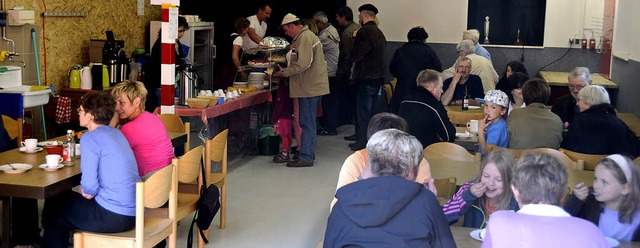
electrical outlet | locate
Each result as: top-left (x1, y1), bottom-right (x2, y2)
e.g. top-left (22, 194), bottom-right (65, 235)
top-left (569, 38), bottom-right (575, 45)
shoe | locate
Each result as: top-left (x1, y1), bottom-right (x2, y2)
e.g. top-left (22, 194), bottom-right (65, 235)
top-left (344, 133), bottom-right (358, 141)
top-left (290, 146), bottom-right (299, 155)
top-left (317, 129), bottom-right (337, 136)
top-left (273, 153), bottom-right (289, 163)
top-left (292, 153), bottom-right (299, 161)
top-left (348, 141), bottom-right (365, 151)
top-left (286, 158), bottom-right (314, 167)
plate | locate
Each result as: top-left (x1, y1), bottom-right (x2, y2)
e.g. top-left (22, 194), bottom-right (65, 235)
top-left (0, 163), bottom-right (33, 174)
top-left (606, 237), bottom-right (619, 247)
top-left (456, 132), bottom-right (473, 139)
top-left (39, 164), bottom-right (64, 171)
top-left (19, 147), bottom-right (44, 153)
top-left (38, 141), bottom-right (62, 147)
top-left (470, 229), bottom-right (485, 241)
top-left (468, 106), bottom-right (481, 109)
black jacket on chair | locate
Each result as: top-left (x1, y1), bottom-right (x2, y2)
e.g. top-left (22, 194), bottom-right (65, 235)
top-left (560, 103), bottom-right (639, 158)
top-left (398, 87), bottom-right (456, 148)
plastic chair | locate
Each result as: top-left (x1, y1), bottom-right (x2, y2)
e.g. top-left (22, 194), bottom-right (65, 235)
top-left (2, 115), bottom-right (22, 147)
top-left (423, 142), bottom-right (481, 162)
top-left (158, 113), bottom-right (190, 154)
top-left (559, 148), bottom-right (607, 171)
top-left (205, 129), bottom-right (228, 230)
top-left (433, 177), bottom-right (457, 205)
top-left (73, 164), bottom-right (178, 248)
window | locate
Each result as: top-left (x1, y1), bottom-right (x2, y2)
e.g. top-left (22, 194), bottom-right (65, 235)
top-left (467, 0), bottom-right (547, 46)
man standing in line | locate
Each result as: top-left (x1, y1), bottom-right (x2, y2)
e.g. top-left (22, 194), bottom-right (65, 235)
top-left (242, 3), bottom-right (272, 55)
top-left (336, 6), bottom-right (360, 141)
top-left (463, 29), bottom-right (491, 62)
top-left (349, 3), bottom-right (386, 151)
top-left (274, 13), bottom-right (329, 167)
top-left (313, 11), bottom-right (340, 136)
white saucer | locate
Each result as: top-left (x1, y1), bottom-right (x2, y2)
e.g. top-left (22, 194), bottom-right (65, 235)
top-left (39, 164), bottom-right (64, 171)
top-left (0, 163), bottom-right (33, 174)
top-left (469, 229), bottom-right (485, 241)
top-left (468, 106), bottom-right (481, 109)
top-left (456, 132), bottom-right (473, 140)
top-left (19, 147), bottom-right (44, 153)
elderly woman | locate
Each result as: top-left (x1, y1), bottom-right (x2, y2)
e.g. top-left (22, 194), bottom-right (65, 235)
top-left (324, 129), bottom-right (455, 247)
top-left (482, 152), bottom-right (609, 247)
top-left (560, 85), bottom-right (639, 158)
top-left (552, 67), bottom-right (592, 126)
top-left (110, 80), bottom-right (175, 178)
top-left (42, 91), bottom-right (139, 248)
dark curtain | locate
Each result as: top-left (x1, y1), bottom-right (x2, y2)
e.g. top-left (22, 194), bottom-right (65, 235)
top-left (468, 0), bottom-right (546, 46)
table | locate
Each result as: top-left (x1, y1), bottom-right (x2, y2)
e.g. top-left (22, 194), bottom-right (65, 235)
top-left (445, 105), bottom-right (485, 127)
top-left (539, 71), bottom-right (619, 106)
top-left (454, 126), bottom-right (478, 152)
top-left (166, 89), bottom-right (273, 124)
top-left (618, 112), bottom-right (640, 137)
top-left (428, 159), bottom-right (480, 184)
top-left (0, 132), bottom-right (188, 247)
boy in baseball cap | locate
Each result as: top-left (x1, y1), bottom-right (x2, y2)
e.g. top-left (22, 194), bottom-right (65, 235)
top-left (478, 89), bottom-right (509, 156)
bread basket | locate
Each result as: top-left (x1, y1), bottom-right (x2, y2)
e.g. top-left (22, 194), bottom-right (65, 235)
top-left (186, 98), bottom-right (210, 109)
top-left (197, 95), bottom-right (219, 107)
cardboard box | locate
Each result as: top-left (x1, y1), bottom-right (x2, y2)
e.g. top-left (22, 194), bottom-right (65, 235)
top-left (7, 10), bottom-right (35, 25)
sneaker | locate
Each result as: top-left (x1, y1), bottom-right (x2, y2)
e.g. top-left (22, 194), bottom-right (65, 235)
top-left (273, 153), bottom-right (289, 163)
top-left (286, 158), bottom-right (314, 167)
top-left (344, 133), bottom-right (358, 141)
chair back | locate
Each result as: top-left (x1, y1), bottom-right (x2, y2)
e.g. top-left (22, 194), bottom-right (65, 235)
top-left (423, 142), bottom-right (480, 162)
top-left (143, 164), bottom-right (176, 208)
top-left (486, 144), bottom-right (526, 159)
top-left (177, 145), bottom-right (203, 184)
top-left (206, 129), bottom-right (229, 176)
top-left (158, 113), bottom-right (190, 153)
top-left (559, 148), bottom-right (607, 171)
top-left (634, 156), bottom-right (640, 165)
top-left (529, 148), bottom-right (583, 170)
top-left (2, 115), bottom-right (22, 147)
top-left (434, 177), bottom-right (457, 205)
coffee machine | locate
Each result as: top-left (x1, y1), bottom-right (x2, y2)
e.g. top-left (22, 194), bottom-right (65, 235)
top-left (102, 31), bottom-right (130, 86)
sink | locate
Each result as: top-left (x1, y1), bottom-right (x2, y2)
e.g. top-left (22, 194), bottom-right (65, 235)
top-left (0, 66), bottom-right (51, 108)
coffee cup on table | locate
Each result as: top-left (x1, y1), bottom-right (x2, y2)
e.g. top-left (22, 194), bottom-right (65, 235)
top-left (45, 154), bottom-right (63, 168)
top-left (21, 138), bottom-right (38, 152)
top-left (467, 119), bottom-right (479, 134)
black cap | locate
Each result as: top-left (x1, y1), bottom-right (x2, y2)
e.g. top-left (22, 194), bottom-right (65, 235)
top-left (358, 4), bottom-right (378, 15)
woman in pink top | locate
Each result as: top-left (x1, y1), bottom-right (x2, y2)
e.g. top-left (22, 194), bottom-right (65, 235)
top-left (110, 80), bottom-right (175, 178)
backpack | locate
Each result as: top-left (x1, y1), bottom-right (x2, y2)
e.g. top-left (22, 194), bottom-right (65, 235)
top-left (187, 157), bottom-right (221, 248)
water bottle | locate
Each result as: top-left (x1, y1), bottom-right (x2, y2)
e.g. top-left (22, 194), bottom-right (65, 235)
top-left (63, 130), bottom-right (75, 164)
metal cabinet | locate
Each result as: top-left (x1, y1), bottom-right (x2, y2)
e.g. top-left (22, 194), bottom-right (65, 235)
top-left (150, 21), bottom-right (216, 90)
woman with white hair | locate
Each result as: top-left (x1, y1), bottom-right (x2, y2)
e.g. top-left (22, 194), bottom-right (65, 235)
top-left (324, 129), bottom-right (455, 247)
top-left (560, 85), bottom-right (639, 158)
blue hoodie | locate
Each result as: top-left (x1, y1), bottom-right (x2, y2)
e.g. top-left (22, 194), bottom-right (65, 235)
top-left (324, 176), bottom-right (456, 248)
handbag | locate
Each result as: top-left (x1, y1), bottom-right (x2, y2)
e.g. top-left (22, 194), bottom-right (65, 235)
top-left (187, 156), bottom-right (221, 248)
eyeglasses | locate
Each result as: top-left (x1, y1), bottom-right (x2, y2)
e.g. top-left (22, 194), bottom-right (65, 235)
top-left (568, 84), bottom-right (586, 90)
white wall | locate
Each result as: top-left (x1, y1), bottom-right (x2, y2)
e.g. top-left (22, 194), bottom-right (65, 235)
top-left (347, 0), bottom-right (602, 48)
top-left (613, 0), bottom-right (640, 62)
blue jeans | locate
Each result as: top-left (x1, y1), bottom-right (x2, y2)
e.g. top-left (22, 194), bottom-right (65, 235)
top-left (356, 80), bottom-right (384, 143)
top-left (297, 96), bottom-right (322, 162)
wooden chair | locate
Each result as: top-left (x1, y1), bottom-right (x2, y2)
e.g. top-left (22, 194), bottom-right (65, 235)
top-left (383, 83), bottom-right (393, 105)
top-left (433, 177), bottom-right (457, 205)
top-left (447, 111), bottom-right (485, 127)
top-left (634, 156), bottom-right (640, 165)
top-left (485, 144), bottom-right (526, 158)
top-left (73, 164), bottom-right (178, 248)
top-left (205, 129), bottom-right (229, 230)
top-left (158, 113), bottom-right (190, 154)
top-left (559, 148), bottom-right (607, 171)
top-left (2, 114), bottom-right (22, 147)
top-left (486, 145), bottom-right (583, 170)
top-left (423, 142), bottom-right (481, 162)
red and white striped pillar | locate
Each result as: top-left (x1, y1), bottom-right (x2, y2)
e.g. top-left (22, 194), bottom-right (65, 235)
top-left (151, 0), bottom-right (180, 114)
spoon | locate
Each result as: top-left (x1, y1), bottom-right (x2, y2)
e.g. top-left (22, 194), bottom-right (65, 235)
top-left (7, 163), bottom-right (16, 170)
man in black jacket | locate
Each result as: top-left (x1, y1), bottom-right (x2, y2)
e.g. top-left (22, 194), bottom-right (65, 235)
top-left (398, 69), bottom-right (456, 148)
top-left (349, 4), bottom-right (387, 151)
top-left (551, 67), bottom-right (591, 127)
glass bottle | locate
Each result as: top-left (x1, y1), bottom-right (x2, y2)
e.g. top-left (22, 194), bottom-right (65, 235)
top-left (63, 129), bottom-right (75, 164)
top-left (462, 87), bottom-right (469, 111)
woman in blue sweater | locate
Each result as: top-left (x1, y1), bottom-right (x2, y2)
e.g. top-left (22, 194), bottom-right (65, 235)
top-left (42, 91), bottom-right (140, 248)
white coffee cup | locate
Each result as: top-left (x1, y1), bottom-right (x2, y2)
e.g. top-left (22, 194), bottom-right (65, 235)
top-left (467, 120), bottom-right (479, 134)
top-left (232, 90), bottom-right (239, 97)
top-left (199, 90), bottom-right (206, 96)
top-left (21, 138), bottom-right (38, 152)
top-left (45, 154), bottom-right (63, 167)
top-left (226, 92), bottom-right (234, 99)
